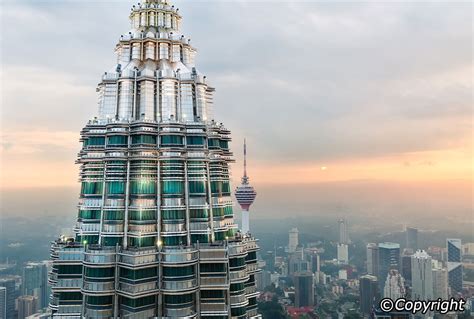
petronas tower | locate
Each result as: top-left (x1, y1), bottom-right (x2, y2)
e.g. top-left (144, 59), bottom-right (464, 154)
top-left (49, 1), bottom-right (260, 318)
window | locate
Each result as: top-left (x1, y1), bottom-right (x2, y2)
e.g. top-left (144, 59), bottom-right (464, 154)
top-left (190, 209), bottom-right (208, 219)
top-left (59, 292), bottom-right (82, 301)
top-left (188, 181), bottom-right (206, 194)
top-left (103, 210), bottom-right (124, 220)
top-left (208, 139), bottom-right (220, 148)
top-left (162, 236), bottom-right (186, 246)
top-left (200, 263), bottom-right (226, 273)
top-left (161, 181), bottom-right (184, 195)
top-left (132, 135), bottom-right (157, 145)
top-left (161, 210), bottom-right (185, 220)
top-left (163, 265), bottom-right (194, 277)
top-left (57, 265), bottom-right (82, 275)
top-left (160, 135), bottom-right (184, 146)
top-left (130, 180), bottom-right (156, 195)
top-left (86, 137), bottom-right (105, 146)
top-left (128, 236), bottom-right (156, 248)
top-left (231, 306), bottom-right (246, 316)
top-left (191, 234), bottom-right (209, 244)
top-left (108, 135), bottom-right (127, 145)
top-left (107, 181), bottom-right (125, 195)
top-left (229, 257), bottom-right (246, 268)
top-left (84, 267), bottom-right (114, 278)
top-left (81, 182), bottom-right (103, 195)
top-left (164, 293), bottom-right (194, 306)
top-left (129, 210), bottom-right (156, 221)
top-left (224, 206), bottom-right (233, 216)
top-left (201, 290), bottom-right (225, 299)
top-left (78, 235), bottom-right (99, 245)
top-left (79, 210), bottom-right (101, 220)
top-left (120, 267), bottom-right (157, 280)
top-left (186, 136), bottom-right (205, 146)
top-left (103, 237), bottom-right (121, 247)
top-left (86, 296), bottom-right (113, 305)
top-left (220, 140), bottom-right (229, 149)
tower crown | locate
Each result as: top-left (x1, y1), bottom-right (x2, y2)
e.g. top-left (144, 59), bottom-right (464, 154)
top-left (130, 0), bottom-right (181, 32)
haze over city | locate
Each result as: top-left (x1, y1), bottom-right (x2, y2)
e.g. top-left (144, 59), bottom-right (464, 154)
top-left (1, 0), bottom-right (471, 228)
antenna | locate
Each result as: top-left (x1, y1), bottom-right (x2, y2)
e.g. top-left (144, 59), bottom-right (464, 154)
top-left (243, 139), bottom-right (247, 178)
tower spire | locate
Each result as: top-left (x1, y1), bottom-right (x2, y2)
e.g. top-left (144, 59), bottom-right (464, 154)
top-left (244, 139), bottom-right (247, 178)
top-left (242, 139), bottom-right (249, 184)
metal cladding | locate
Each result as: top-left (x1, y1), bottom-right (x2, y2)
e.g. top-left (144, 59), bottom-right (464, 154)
top-left (49, 1), bottom-right (261, 318)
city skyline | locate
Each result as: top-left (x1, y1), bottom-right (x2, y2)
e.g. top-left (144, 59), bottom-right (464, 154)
top-left (0, 1), bottom-right (471, 227)
top-left (0, 1), bottom-right (472, 318)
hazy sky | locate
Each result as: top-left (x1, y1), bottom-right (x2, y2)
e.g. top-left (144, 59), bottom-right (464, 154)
top-left (0, 1), bottom-right (472, 222)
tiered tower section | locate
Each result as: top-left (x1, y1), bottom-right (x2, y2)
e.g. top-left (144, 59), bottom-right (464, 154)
top-left (49, 1), bottom-right (261, 318)
top-left (234, 141), bottom-right (257, 234)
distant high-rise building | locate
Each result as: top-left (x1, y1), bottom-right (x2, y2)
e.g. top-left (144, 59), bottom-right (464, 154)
top-left (311, 253), bottom-right (321, 273)
top-left (447, 238), bottom-right (462, 294)
top-left (289, 252), bottom-right (312, 276)
top-left (294, 272), bottom-right (314, 307)
top-left (48, 1), bottom-right (261, 318)
top-left (0, 287), bottom-right (6, 319)
top-left (338, 219), bottom-right (349, 244)
top-left (401, 253), bottom-right (413, 285)
top-left (359, 275), bottom-right (379, 315)
top-left (0, 278), bottom-right (16, 319)
top-left (372, 309), bottom-right (412, 319)
top-left (411, 250), bottom-right (433, 300)
top-left (367, 243), bottom-right (378, 275)
top-left (22, 263), bottom-right (48, 309)
top-left (383, 269), bottom-right (406, 299)
top-left (405, 227), bottom-right (418, 251)
top-left (289, 228), bottom-right (299, 253)
top-left (265, 250), bottom-right (275, 272)
top-left (235, 140), bottom-right (257, 234)
top-left (17, 296), bottom-right (38, 319)
top-left (432, 266), bottom-right (448, 300)
top-left (338, 269), bottom-right (348, 280)
top-left (377, 243), bottom-right (400, 290)
top-left (256, 270), bottom-right (271, 291)
top-left (337, 244), bottom-right (349, 264)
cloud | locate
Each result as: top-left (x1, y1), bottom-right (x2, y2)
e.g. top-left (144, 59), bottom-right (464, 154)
top-left (0, 0), bottom-right (471, 191)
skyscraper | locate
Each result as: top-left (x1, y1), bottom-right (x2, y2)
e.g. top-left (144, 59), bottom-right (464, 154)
top-left (289, 252), bottom-right (312, 276)
top-left (411, 250), bottom-right (433, 300)
top-left (359, 275), bottom-right (379, 315)
top-left (17, 296), bottom-right (38, 319)
top-left (338, 219), bottom-right (349, 244)
top-left (447, 238), bottom-right (462, 294)
top-left (0, 278), bottom-right (15, 319)
top-left (289, 228), bottom-right (299, 253)
top-left (337, 244), bottom-right (349, 264)
top-left (377, 243), bottom-right (400, 290)
top-left (22, 263), bottom-right (48, 309)
top-left (235, 140), bottom-right (257, 234)
top-left (366, 243), bottom-right (379, 276)
top-left (49, 1), bottom-right (260, 318)
top-left (400, 249), bottom-right (413, 285)
top-left (294, 272), bottom-right (314, 308)
top-left (0, 287), bottom-right (5, 319)
top-left (432, 266), bottom-right (448, 300)
top-left (405, 227), bottom-right (418, 251)
top-left (383, 270), bottom-right (406, 299)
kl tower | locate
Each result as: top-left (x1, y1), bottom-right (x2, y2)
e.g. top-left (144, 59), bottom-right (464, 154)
top-left (235, 140), bottom-right (257, 234)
